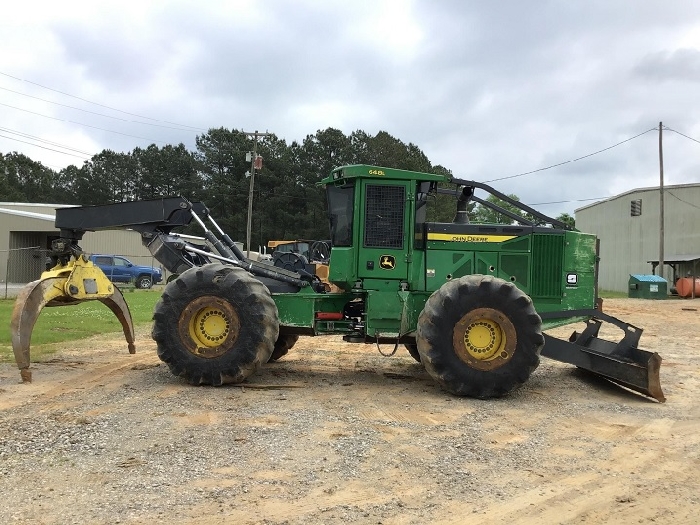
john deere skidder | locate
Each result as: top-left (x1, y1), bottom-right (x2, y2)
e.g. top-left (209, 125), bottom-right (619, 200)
top-left (11, 165), bottom-right (664, 401)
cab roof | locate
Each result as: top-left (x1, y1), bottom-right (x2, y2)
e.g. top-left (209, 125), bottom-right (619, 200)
top-left (320, 164), bottom-right (449, 185)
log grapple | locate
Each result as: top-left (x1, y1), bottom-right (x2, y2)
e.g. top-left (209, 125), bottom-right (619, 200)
top-left (11, 244), bottom-right (135, 382)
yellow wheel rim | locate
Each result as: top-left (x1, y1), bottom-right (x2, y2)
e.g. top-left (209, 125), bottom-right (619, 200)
top-left (178, 296), bottom-right (240, 358)
top-left (463, 318), bottom-right (505, 361)
top-left (190, 306), bottom-right (230, 348)
top-left (453, 307), bottom-right (516, 370)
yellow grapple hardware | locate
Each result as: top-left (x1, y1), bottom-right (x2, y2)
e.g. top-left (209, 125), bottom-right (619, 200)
top-left (10, 254), bottom-right (136, 382)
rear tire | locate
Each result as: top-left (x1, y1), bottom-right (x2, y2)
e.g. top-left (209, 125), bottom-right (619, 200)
top-left (417, 275), bottom-right (543, 398)
top-left (268, 334), bottom-right (299, 362)
top-left (404, 343), bottom-right (421, 363)
top-left (152, 263), bottom-right (279, 385)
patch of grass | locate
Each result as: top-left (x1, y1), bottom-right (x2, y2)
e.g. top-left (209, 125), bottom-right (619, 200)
top-left (0, 290), bottom-right (161, 363)
top-left (599, 290), bottom-right (629, 299)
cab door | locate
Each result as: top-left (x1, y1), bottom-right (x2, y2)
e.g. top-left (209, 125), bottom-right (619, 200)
top-left (357, 181), bottom-right (411, 281)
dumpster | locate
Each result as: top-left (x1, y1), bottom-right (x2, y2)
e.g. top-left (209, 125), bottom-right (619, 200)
top-left (628, 274), bottom-right (668, 299)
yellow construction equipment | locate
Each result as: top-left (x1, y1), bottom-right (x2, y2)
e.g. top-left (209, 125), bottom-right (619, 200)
top-left (11, 252), bottom-right (135, 382)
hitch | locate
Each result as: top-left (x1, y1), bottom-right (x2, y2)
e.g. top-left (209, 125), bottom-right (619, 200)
top-left (540, 310), bottom-right (664, 402)
top-left (10, 254), bottom-right (136, 382)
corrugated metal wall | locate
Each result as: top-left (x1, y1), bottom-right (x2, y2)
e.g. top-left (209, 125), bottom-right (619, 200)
top-left (576, 183), bottom-right (700, 292)
top-left (80, 230), bottom-right (161, 268)
top-left (7, 232), bottom-right (45, 282)
top-left (0, 204), bottom-right (161, 284)
top-left (0, 212), bottom-right (56, 283)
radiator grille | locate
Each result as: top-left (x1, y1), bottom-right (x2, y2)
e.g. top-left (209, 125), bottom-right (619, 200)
top-left (531, 234), bottom-right (564, 298)
top-left (364, 185), bottom-right (405, 248)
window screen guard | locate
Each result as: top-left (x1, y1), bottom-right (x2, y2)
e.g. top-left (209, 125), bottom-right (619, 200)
top-left (364, 184), bottom-right (405, 249)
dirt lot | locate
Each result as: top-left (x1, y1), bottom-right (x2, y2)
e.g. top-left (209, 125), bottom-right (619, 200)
top-left (1, 298), bottom-right (699, 524)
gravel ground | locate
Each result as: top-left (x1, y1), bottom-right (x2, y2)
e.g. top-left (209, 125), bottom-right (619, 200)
top-left (1, 298), bottom-right (699, 524)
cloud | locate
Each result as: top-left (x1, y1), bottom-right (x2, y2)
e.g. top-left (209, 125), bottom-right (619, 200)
top-left (1, 1), bottom-right (700, 217)
top-left (632, 48), bottom-right (700, 83)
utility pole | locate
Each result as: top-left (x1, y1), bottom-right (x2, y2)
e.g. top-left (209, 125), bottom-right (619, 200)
top-left (243, 130), bottom-right (271, 258)
top-left (659, 122), bottom-right (664, 280)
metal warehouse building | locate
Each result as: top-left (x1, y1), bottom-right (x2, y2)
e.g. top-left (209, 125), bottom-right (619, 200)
top-left (0, 202), bottom-right (162, 284)
top-left (575, 183), bottom-right (700, 293)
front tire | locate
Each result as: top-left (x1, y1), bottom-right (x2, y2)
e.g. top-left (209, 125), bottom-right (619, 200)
top-left (136, 275), bottom-right (153, 289)
top-left (417, 275), bottom-right (543, 398)
top-left (152, 263), bottom-right (279, 385)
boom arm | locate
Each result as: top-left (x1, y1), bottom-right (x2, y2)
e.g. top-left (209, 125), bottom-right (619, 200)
top-left (53, 197), bottom-right (321, 290)
top-left (55, 197), bottom-right (208, 239)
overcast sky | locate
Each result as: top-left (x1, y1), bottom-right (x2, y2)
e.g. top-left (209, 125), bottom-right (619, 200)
top-left (1, 1), bottom-right (700, 216)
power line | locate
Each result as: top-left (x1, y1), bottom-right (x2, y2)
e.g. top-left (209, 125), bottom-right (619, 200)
top-left (0, 102), bottom-right (172, 145)
top-left (0, 133), bottom-right (90, 159)
top-left (0, 126), bottom-right (94, 155)
top-left (663, 126), bottom-right (700, 145)
top-left (484, 127), bottom-right (658, 183)
top-left (43, 162), bottom-right (71, 170)
top-left (667, 190), bottom-right (700, 210)
top-left (0, 86), bottom-right (203, 133)
top-left (527, 196), bottom-right (606, 206)
top-left (0, 71), bottom-right (205, 132)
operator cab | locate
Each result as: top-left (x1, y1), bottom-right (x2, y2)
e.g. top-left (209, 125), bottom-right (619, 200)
top-left (322, 165), bottom-right (444, 291)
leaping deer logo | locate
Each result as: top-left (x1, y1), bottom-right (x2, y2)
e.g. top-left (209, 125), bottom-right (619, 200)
top-left (380, 255), bottom-right (396, 270)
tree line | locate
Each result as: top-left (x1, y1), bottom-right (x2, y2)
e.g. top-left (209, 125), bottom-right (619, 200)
top-left (0, 127), bottom-right (573, 249)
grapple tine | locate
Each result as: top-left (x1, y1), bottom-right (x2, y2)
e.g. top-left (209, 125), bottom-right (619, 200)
top-left (10, 278), bottom-right (65, 382)
top-left (98, 289), bottom-right (137, 355)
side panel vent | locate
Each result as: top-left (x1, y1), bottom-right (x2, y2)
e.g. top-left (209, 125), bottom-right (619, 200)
top-left (531, 234), bottom-right (564, 298)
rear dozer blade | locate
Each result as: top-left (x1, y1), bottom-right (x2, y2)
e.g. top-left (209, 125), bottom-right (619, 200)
top-left (540, 311), bottom-right (664, 402)
top-left (10, 258), bottom-right (136, 383)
